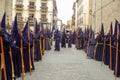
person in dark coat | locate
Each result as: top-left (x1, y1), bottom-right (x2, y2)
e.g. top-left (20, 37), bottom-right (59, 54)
top-left (54, 29), bottom-right (61, 51)
top-left (47, 29), bottom-right (52, 50)
top-left (0, 13), bottom-right (12, 80)
top-left (88, 31), bottom-right (95, 58)
top-left (61, 30), bottom-right (66, 48)
top-left (22, 21), bottom-right (29, 72)
top-left (112, 35), bottom-right (117, 70)
top-left (104, 33), bottom-right (110, 65)
top-left (34, 23), bottom-right (41, 61)
top-left (0, 29), bottom-right (13, 80)
top-left (34, 31), bottom-right (41, 61)
top-left (40, 23), bottom-right (45, 55)
top-left (75, 30), bottom-right (79, 49)
top-left (44, 28), bottom-right (51, 50)
top-left (11, 38), bottom-right (22, 78)
top-left (95, 35), bottom-right (104, 61)
top-left (10, 15), bottom-right (22, 78)
top-left (109, 21), bottom-right (117, 71)
top-left (22, 21), bottom-right (35, 72)
top-left (72, 31), bottom-right (77, 44)
top-left (113, 22), bottom-right (120, 77)
top-left (83, 28), bottom-right (87, 51)
top-left (104, 23), bottom-right (113, 66)
top-left (76, 28), bottom-right (83, 50)
top-left (29, 31), bottom-right (35, 71)
top-left (68, 31), bottom-right (72, 48)
top-left (40, 30), bottom-right (44, 55)
top-left (95, 24), bottom-right (104, 61)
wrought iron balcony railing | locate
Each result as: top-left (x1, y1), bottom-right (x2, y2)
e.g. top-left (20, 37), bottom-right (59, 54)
top-left (41, 18), bottom-right (48, 22)
top-left (40, 6), bottom-right (48, 12)
top-left (28, 5), bottom-right (36, 11)
top-left (15, 4), bottom-right (24, 11)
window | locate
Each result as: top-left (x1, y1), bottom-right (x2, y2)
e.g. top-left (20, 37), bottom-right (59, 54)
top-left (41, 3), bottom-right (47, 7)
top-left (17, 13), bottom-right (22, 17)
top-left (41, 14), bottom-right (46, 19)
top-left (29, 14), bottom-right (34, 18)
top-left (16, 13), bottom-right (22, 21)
top-left (29, 2), bottom-right (35, 6)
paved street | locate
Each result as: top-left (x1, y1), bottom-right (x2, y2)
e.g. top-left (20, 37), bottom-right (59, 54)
top-left (17, 44), bottom-right (120, 80)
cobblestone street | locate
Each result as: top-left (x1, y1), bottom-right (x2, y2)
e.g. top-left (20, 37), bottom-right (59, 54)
top-left (17, 45), bottom-right (120, 80)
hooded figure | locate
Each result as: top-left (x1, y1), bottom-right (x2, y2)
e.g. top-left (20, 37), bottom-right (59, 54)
top-left (76, 28), bottom-right (83, 50)
top-left (44, 28), bottom-right (51, 50)
top-left (104, 23), bottom-right (113, 65)
top-left (111, 20), bottom-right (118, 71)
top-left (0, 28), bottom-right (12, 80)
top-left (40, 23), bottom-right (45, 55)
top-left (104, 33), bottom-right (110, 65)
top-left (54, 29), bottom-right (61, 51)
top-left (10, 15), bottom-right (22, 78)
top-left (61, 29), bottom-right (66, 48)
top-left (95, 24), bottom-right (104, 61)
top-left (34, 23), bottom-right (42, 61)
top-left (72, 31), bottom-right (77, 44)
top-left (113, 21), bottom-right (120, 77)
top-left (116, 23), bottom-right (120, 76)
top-left (88, 30), bottom-right (95, 58)
top-left (0, 13), bottom-right (12, 80)
top-left (47, 29), bottom-right (52, 50)
top-left (68, 31), bottom-right (72, 48)
top-left (22, 21), bottom-right (35, 72)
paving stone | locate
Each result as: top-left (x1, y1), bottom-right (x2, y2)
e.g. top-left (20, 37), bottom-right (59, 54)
top-left (16, 45), bottom-right (120, 80)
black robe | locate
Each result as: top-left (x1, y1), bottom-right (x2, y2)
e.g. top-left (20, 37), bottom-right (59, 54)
top-left (95, 35), bottom-right (104, 61)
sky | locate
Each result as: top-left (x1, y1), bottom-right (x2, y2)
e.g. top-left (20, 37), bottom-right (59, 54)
top-left (56, 0), bottom-right (76, 25)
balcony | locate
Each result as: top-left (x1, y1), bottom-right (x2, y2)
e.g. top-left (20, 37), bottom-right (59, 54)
top-left (40, 18), bottom-right (48, 22)
top-left (15, 4), bottom-right (24, 11)
top-left (40, 6), bottom-right (48, 12)
top-left (28, 5), bottom-right (36, 11)
top-left (41, 0), bottom-right (47, 1)
top-left (28, 17), bottom-right (34, 23)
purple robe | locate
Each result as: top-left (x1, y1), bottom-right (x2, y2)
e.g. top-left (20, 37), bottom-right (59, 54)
top-left (88, 31), bottom-right (95, 58)
top-left (54, 30), bottom-right (61, 51)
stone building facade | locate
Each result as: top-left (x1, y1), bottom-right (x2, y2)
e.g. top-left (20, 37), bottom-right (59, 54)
top-left (0, 0), bottom-right (57, 30)
top-left (0, 0), bottom-right (12, 24)
top-left (92, 0), bottom-right (120, 33)
top-left (72, 2), bottom-right (77, 31)
top-left (76, 0), bottom-right (90, 31)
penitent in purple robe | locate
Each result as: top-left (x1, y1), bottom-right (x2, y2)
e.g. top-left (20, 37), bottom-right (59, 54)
top-left (88, 31), bottom-right (95, 58)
